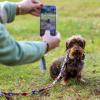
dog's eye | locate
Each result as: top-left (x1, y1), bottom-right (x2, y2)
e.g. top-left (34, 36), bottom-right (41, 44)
top-left (69, 43), bottom-right (74, 48)
top-left (78, 42), bottom-right (84, 48)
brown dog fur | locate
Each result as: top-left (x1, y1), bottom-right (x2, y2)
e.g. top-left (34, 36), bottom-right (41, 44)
top-left (50, 35), bottom-right (86, 84)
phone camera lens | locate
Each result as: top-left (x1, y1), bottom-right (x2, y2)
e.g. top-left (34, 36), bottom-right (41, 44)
top-left (51, 6), bottom-right (56, 13)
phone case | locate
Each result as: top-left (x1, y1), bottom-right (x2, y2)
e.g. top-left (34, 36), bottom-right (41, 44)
top-left (40, 5), bottom-right (56, 36)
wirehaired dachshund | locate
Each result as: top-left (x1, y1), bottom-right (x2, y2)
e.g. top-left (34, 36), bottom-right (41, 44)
top-left (50, 35), bottom-right (86, 84)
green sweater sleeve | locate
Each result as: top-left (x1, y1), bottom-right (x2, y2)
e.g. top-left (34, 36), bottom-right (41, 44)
top-left (0, 1), bottom-right (16, 24)
top-left (0, 24), bottom-right (47, 66)
top-left (0, 2), bottom-right (47, 66)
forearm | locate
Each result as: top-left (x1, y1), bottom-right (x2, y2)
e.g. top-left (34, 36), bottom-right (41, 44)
top-left (0, 1), bottom-right (16, 24)
top-left (3, 41), bottom-right (47, 66)
top-left (0, 24), bottom-right (47, 66)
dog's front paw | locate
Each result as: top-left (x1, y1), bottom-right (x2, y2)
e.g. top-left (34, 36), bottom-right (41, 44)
top-left (77, 78), bottom-right (86, 84)
top-left (60, 80), bottom-right (68, 86)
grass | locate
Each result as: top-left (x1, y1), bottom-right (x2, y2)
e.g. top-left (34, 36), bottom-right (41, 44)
top-left (0, 0), bottom-right (100, 99)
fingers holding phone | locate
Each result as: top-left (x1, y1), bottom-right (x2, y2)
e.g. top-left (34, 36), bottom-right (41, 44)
top-left (16, 0), bottom-right (43, 16)
top-left (30, 0), bottom-right (43, 16)
top-left (42, 30), bottom-right (61, 52)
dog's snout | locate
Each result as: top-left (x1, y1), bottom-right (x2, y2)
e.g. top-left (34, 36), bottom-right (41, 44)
top-left (75, 48), bottom-right (79, 52)
top-left (71, 46), bottom-right (83, 56)
top-left (74, 46), bottom-right (80, 52)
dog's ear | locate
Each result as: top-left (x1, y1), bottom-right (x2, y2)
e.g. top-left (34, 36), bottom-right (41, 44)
top-left (82, 53), bottom-right (85, 60)
top-left (83, 39), bottom-right (86, 49)
top-left (66, 41), bottom-right (69, 50)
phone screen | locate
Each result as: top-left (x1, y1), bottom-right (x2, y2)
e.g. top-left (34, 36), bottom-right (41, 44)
top-left (40, 5), bottom-right (56, 36)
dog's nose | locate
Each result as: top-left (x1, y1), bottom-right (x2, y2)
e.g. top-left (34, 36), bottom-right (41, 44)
top-left (75, 48), bottom-right (79, 52)
top-left (74, 48), bottom-right (81, 55)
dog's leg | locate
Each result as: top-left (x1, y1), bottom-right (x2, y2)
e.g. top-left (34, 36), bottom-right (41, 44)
top-left (50, 65), bottom-right (61, 80)
top-left (50, 57), bottom-right (65, 80)
top-left (60, 80), bottom-right (68, 85)
top-left (60, 72), bottom-right (69, 85)
top-left (76, 71), bottom-right (86, 84)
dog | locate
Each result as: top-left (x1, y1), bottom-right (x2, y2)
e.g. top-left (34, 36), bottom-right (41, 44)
top-left (50, 35), bottom-right (86, 85)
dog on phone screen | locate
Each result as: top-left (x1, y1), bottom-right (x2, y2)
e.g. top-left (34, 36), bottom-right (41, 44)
top-left (50, 35), bottom-right (86, 85)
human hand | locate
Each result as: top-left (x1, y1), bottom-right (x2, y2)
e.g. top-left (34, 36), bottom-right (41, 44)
top-left (42, 30), bottom-right (61, 52)
top-left (16, 0), bottom-right (43, 16)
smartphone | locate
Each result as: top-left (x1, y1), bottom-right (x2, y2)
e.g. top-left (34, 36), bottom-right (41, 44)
top-left (40, 5), bottom-right (56, 36)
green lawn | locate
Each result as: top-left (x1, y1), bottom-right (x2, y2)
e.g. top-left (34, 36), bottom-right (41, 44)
top-left (0, 0), bottom-right (100, 99)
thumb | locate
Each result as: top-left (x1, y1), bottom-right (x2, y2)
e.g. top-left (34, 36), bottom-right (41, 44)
top-left (31, 0), bottom-right (43, 7)
top-left (56, 32), bottom-right (61, 40)
top-left (44, 30), bottom-right (51, 35)
top-left (32, 3), bottom-right (43, 8)
top-left (32, 0), bottom-right (41, 3)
